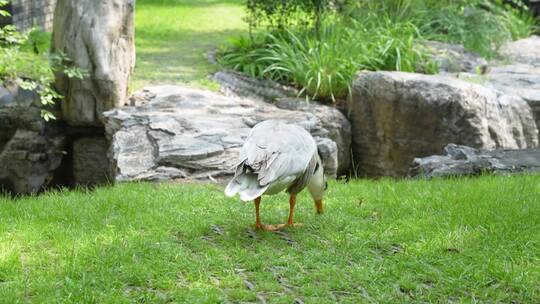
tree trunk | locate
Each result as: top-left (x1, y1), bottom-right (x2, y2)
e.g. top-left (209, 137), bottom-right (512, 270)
top-left (52, 0), bottom-right (135, 127)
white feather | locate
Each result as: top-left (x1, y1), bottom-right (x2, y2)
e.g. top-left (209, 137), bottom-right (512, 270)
top-left (225, 119), bottom-right (317, 201)
top-left (225, 173), bottom-right (269, 201)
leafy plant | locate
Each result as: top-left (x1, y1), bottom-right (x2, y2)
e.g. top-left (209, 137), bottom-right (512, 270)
top-left (218, 35), bottom-right (272, 78)
top-left (416, 0), bottom-right (537, 58)
top-left (0, 0), bottom-right (87, 120)
top-left (220, 14), bottom-right (438, 102)
top-left (349, 0), bottom-right (538, 58)
top-left (257, 27), bottom-right (360, 101)
top-left (220, 0), bottom-right (537, 103)
top-left (245, 0), bottom-right (350, 33)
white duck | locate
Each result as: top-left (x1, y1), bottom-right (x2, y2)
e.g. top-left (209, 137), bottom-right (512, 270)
top-left (225, 119), bottom-right (327, 231)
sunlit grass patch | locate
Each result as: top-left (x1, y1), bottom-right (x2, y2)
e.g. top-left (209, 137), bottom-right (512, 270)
top-left (0, 175), bottom-right (539, 302)
top-left (133, 0), bottom-right (246, 91)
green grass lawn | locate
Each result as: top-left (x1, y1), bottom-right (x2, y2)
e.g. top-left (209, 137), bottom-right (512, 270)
top-left (132, 0), bottom-right (246, 91)
top-left (1, 175), bottom-right (539, 303)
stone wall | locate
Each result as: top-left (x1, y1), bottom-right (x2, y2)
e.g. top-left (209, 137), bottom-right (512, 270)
top-left (2, 0), bottom-right (57, 31)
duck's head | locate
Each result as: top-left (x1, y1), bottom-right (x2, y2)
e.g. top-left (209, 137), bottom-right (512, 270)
top-left (308, 150), bottom-right (327, 214)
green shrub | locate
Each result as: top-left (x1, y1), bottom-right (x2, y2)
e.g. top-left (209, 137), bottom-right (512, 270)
top-left (218, 35), bottom-right (272, 78)
top-left (245, 0), bottom-right (350, 33)
top-left (417, 0), bottom-right (537, 57)
top-left (257, 26), bottom-right (362, 101)
top-left (0, 0), bottom-right (86, 120)
top-left (220, 0), bottom-right (538, 103)
top-left (220, 16), bottom-right (437, 102)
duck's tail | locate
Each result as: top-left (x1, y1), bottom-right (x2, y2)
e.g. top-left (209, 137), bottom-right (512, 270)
top-left (225, 162), bottom-right (268, 201)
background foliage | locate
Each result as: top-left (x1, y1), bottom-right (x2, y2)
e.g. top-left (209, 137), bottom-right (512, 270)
top-left (0, 0), bottom-right (86, 120)
top-left (245, 0), bottom-right (350, 33)
top-left (219, 0), bottom-right (538, 103)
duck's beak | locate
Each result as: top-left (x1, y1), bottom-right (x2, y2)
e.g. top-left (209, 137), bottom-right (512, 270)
top-left (315, 199), bottom-right (324, 214)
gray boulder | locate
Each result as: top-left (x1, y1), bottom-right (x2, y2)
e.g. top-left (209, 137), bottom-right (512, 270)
top-left (481, 64), bottom-right (540, 132)
top-left (103, 86), bottom-right (351, 182)
top-left (0, 84), bottom-right (66, 194)
top-left (479, 36), bottom-right (540, 133)
top-left (52, 0), bottom-right (135, 127)
top-left (410, 144), bottom-right (540, 178)
top-left (349, 71), bottom-right (538, 177)
top-left (424, 40), bottom-right (488, 74)
top-left (500, 35), bottom-right (540, 67)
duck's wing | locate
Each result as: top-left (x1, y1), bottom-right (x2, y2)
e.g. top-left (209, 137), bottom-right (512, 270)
top-left (244, 121), bottom-right (316, 186)
top-left (225, 120), bottom-right (316, 201)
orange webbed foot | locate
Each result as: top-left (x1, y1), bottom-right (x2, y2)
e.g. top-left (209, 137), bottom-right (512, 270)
top-left (275, 222), bottom-right (303, 230)
top-left (255, 223), bottom-right (281, 232)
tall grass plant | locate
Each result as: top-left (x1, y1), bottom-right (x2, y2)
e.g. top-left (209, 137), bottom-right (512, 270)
top-left (219, 0), bottom-right (538, 103)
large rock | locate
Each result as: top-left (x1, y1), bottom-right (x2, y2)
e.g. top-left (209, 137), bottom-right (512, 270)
top-left (479, 36), bottom-right (540, 133)
top-left (500, 35), bottom-right (540, 67)
top-left (481, 64), bottom-right (540, 132)
top-left (410, 144), bottom-right (540, 178)
top-left (0, 84), bottom-right (66, 194)
top-left (212, 71), bottom-right (351, 174)
top-left (349, 71), bottom-right (538, 177)
top-left (52, 0), bottom-right (135, 127)
top-left (424, 40), bottom-right (488, 74)
top-left (102, 86), bottom-right (351, 182)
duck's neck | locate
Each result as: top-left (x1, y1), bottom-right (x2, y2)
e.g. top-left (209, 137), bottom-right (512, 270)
top-left (308, 167), bottom-right (324, 201)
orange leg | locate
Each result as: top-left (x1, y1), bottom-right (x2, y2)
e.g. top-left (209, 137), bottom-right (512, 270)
top-left (276, 194), bottom-right (303, 229)
top-left (254, 197), bottom-right (262, 229)
top-left (315, 199), bottom-right (324, 214)
top-left (254, 197), bottom-right (278, 231)
top-left (287, 194), bottom-right (296, 225)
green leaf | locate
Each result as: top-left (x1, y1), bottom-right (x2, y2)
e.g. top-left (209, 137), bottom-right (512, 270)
top-left (40, 109), bottom-right (56, 121)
